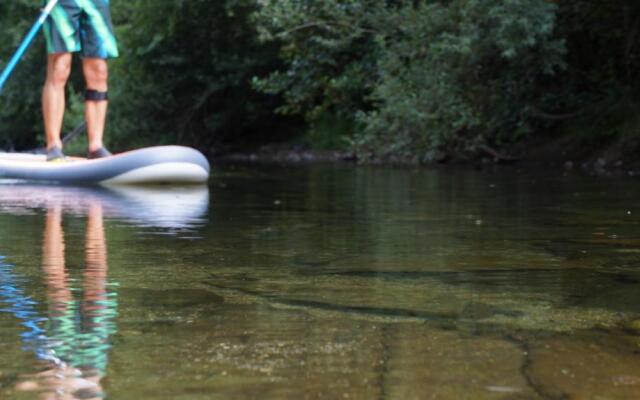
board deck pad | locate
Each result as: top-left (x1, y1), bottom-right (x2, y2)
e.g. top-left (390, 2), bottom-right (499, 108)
top-left (0, 146), bottom-right (210, 185)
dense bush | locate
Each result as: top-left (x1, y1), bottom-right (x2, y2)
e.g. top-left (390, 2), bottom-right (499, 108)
top-left (0, 0), bottom-right (50, 150)
top-left (254, 0), bottom-right (565, 161)
top-left (109, 0), bottom-right (293, 153)
top-left (253, 0), bottom-right (379, 119)
top-left (552, 1), bottom-right (640, 141)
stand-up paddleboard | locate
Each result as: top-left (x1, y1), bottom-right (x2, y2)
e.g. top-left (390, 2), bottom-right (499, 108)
top-left (0, 145), bottom-right (210, 185)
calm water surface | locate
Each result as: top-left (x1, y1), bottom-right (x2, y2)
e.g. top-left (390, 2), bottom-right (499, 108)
top-left (0, 165), bottom-right (639, 399)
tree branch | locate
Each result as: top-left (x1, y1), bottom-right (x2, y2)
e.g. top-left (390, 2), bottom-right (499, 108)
top-left (529, 106), bottom-right (580, 121)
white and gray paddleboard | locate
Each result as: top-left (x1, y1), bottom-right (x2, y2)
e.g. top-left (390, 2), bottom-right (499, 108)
top-left (0, 145), bottom-right (210, 185)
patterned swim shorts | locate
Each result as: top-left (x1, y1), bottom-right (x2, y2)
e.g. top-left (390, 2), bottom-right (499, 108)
top-left (43, 0), bottom-right (119, 59)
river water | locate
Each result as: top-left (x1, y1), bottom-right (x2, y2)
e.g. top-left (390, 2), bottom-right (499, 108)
top-left (0, 165), bottom-right (639, 399)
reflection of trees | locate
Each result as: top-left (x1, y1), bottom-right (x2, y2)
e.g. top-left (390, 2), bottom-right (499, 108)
top-left (15, 203), bottom-right (118, 400)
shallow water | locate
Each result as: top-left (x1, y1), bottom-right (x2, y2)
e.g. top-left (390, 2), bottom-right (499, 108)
top-left (0, 165), bottom-right (639, 399)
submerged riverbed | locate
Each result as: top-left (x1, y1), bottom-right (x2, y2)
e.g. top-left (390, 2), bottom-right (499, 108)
top-left (0, 165), bottom-right (639, 399)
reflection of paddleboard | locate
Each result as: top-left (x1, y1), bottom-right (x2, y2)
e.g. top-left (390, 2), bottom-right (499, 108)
top-left (0, 146), bottom-right (210, 185)
top-left (0, 184), bottom-right (209, 230)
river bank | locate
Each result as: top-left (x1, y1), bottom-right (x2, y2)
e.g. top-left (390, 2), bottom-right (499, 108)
top-left (217, 133), bottom-right (640, 177)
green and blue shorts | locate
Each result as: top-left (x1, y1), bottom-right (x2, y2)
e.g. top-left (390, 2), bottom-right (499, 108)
top-left (43, 0), bottom-right (119, 59)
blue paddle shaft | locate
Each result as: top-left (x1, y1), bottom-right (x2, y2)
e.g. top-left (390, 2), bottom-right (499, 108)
top-left (0, 0), bottom-right (60, 93)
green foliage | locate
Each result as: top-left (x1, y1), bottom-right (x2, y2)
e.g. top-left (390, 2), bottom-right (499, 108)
top-left (252, 0), bottom-right (380, 119)
top-left (255, 0), bottom-right (566, 161)
top-left (0, 0), bottom-right (47, 150)
top-left (553, 1), bottom-right (640, 135)
top-left (359, 0), bottom-right (565, 161)
top-left (557, 1), bottom-right (640, 94)
top-left (303, 112), bottom-right (353, 150)
top-left (108, 0), bottom-right (290, 153)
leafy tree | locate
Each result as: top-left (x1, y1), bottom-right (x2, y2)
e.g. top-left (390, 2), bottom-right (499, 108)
top-left (0, 0), bottom-right (49, 150)
top-left (255, 0), bottom-right (565, 162)
top-left (253, 0), bottom-right (380, 120)
top-left (359, 0), bottom-right (565, 162)
top-left (551, 1), bottom-right (640, 142)
top-left (109, 0), bottom-right (292, 153)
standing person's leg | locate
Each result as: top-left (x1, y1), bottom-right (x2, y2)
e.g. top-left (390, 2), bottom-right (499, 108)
top-left (42, 53), bottom-right (72, 158)
top-left (42, 0), bottom-right (82, 161)
top-left (78, 0), bottom-right (118, 159)
top-left (82, 58), bottom-right (110, 157)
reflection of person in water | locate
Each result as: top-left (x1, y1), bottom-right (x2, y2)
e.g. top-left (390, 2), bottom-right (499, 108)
top-left (16, 202), bottom-right (118, 400)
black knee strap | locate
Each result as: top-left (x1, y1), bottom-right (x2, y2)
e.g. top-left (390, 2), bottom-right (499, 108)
top-left (85, 89), bottom-right (108, 101)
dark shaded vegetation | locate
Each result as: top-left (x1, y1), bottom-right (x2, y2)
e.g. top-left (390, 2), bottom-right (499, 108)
top-left (0, 0), bottom-right (639, 164)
